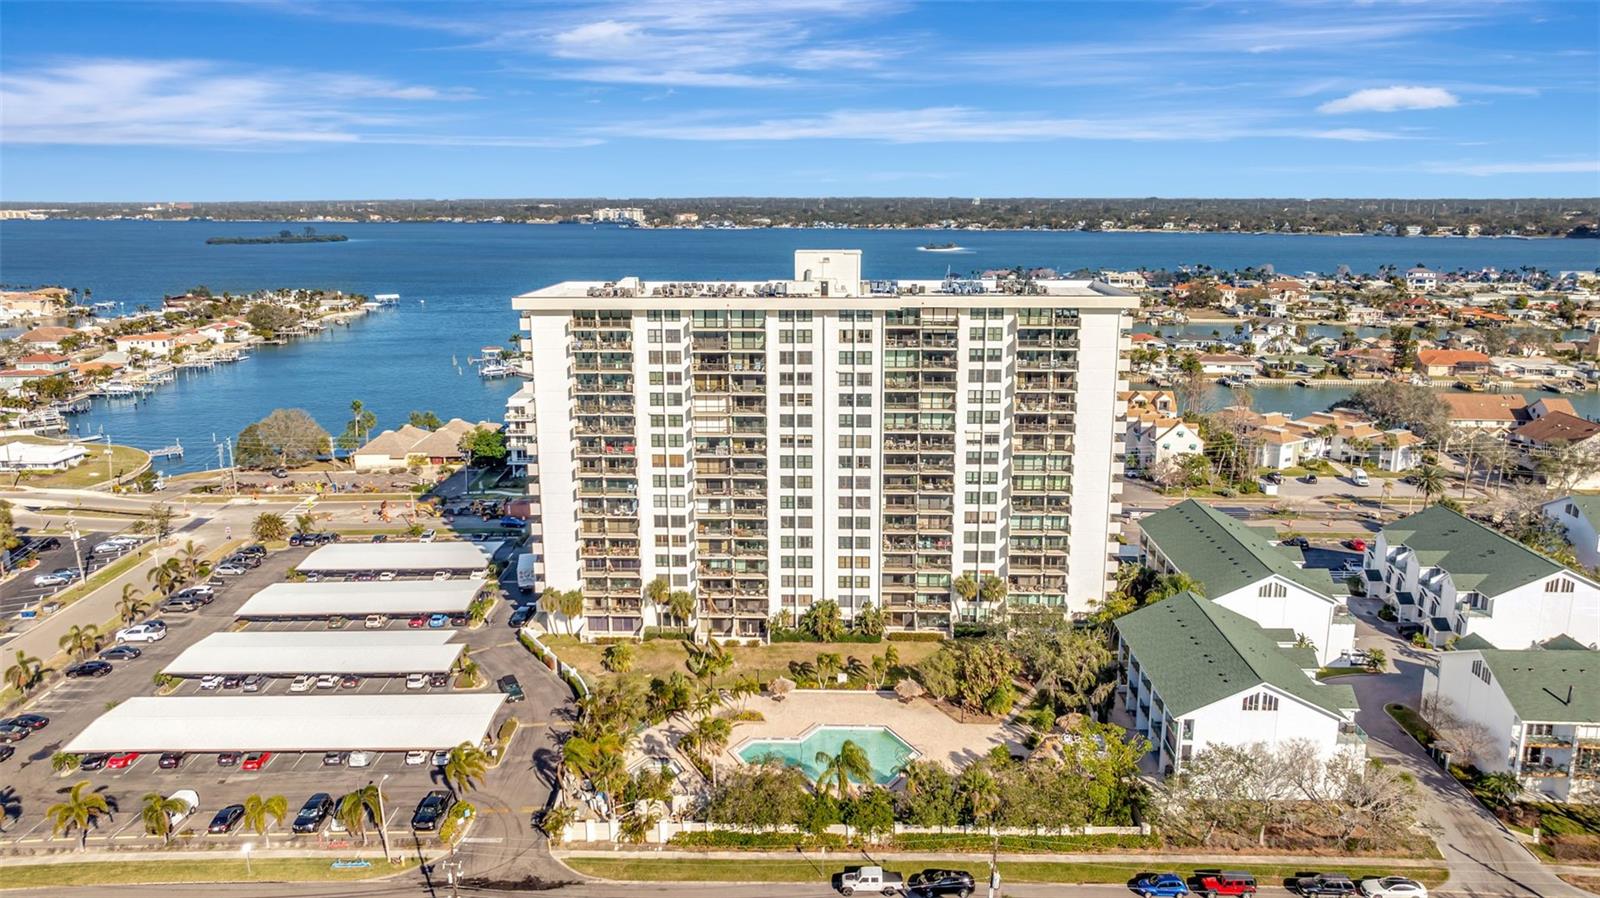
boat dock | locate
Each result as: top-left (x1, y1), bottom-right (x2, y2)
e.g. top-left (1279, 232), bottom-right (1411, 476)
top-left (149, 440), bottom-right (184, 460)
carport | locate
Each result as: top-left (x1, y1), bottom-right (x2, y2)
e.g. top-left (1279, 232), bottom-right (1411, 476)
top-left (65, 694), bottom-right (507, 753)
top-left (234, 580), bottom-right (482, 620)
top-left (297, 542), bottom-right (490, 575)
top-left (161, 631), bottom-right (464, 677)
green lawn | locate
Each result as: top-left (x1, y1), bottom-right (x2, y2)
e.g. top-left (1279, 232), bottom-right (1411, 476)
top-left (563, 857), bottom-right (1449, 886)
top-left (8, 438), bottom-right (150, 490)
top-left (1385, 703), bottom-right (1435, 748)
top-left (0, 857), bottom-right (416, 889)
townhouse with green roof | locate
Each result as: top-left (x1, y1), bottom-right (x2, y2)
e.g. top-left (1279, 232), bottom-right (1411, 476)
top-left (1426, 637), bottom-right (1598, 802)
top-left (1137, 500), bottom-right (1355, 666)
top-left (1364, 505), bottom-right (1600, 649)
top-left (1543, 494), bottom-right (1600, 570)
top-left (1113, 591), bottom-right (1363, 775)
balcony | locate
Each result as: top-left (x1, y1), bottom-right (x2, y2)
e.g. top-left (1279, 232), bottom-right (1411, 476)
top-left (1337, 723), bottom-right (1368, 746)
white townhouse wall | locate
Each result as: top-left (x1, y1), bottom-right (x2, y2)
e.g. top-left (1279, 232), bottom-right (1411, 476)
top-left (1423, 643), bottom-right (1600, 802)
top-left (1544, 495), bottom-right (1600, 570)
top-left (1366, 505), bottom-right (1600, 649)
top-left (1184, 684), bottom-right (1355, 759)
top-left (507, 250), bottom-right (1136, 640)
top-left (1139, 500), bottom-right (1355, 666)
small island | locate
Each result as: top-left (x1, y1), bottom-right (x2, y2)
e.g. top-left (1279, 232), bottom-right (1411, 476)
top-left (207, 227), bottom-right (347, 245)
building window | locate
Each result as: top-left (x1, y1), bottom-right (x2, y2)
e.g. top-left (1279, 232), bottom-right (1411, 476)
top-left (1241, 692), bottom-right (1279, 712)
top-left (1258, 582), bottom-right (1287, 598)
top-left (1545, 578), bottom-right (1575, 593)
top-left (1470, 659), bottom-right (1492, 686)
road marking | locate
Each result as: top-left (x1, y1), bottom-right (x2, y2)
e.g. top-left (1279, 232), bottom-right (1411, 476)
top-left (462, 836), bottom-right (504, 844)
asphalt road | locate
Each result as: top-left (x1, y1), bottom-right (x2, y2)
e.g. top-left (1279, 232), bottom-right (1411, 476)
top-left (0, 530), bottom-right (118, 619)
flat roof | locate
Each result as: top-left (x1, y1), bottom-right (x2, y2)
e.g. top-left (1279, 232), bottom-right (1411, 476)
top-left (298, 542), bottom-right (490, 572)
top-left (66, 694), bottom-right (506, 753)
top-left (235, 580), bottom-right (482, 618)
top-left (162, 631), bottom-right (463, 676)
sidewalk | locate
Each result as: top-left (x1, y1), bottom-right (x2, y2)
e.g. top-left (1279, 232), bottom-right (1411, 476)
top-left (551, 847), bottom-right (1449, 868)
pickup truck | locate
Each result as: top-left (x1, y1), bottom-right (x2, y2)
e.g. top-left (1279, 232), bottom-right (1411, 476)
top-left (836, 865), bottom-right (904, 896)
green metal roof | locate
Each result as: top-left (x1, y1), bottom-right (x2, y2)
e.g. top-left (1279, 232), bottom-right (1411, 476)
top-left (1381, 505), bottom-right (1564, 598)
top-left (1140, 500), bottom-right (1335, 600)
top-left (1114, 591), bottom-right (1357, 718)
top-left (1475, 643), bottom-right (1599, 723)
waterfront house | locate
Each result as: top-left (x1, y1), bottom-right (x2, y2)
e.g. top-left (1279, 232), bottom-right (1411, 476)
top-left (1439, 393), bottom-right (1530, 430)
top-left (1544, 494), bottom-right (1600, 570)
top-left (1509, 414), bottom-right (1600, 489)
top-left (18, 326), bottom-right (79, 351)
top-left (16, 353), bottom-right (71, 373)
top-left (1138, 500), bottom-right (1356, 665)
top-left (1114, 591), bottom-right (1363, 775)
top-left (1493, 356), bottom-right (1580, 381)
top-left (114, 332), bottom-right (179, 357)
top-left (1362, 505), bottom-right (1600, 649)
top-left (1417, 349), bottom-right (1492, 379)
top-left (1422, 639), bottom-right (1598, 802)
top-left (0, 440), bottom-right (87, 472)
top-left (0, 289), bottom-right (72, 318)
top-left (1197, 353), bottom-right (1260, 376)
top-left (1406, 268), bottom-right (1440, 293)
top-left (0, 369), bottom-right (60, 392)
top-left (1125, 413), bottom-right (1204, 472)
top-left (1120, 389), bottom-right (1178, 415)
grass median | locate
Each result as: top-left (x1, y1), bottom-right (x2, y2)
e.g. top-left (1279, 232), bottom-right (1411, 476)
top-left (0, 856), bottom-right (417, 889)
top-left (562, 857), bottom-right (1449, 886)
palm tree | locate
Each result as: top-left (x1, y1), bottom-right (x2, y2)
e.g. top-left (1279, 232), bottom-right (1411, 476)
top-left (1479, 771), bottom-right (1523, 810)
top-left (176, 540), bottom-right (208, 582)
top-left (1412, 463), bottom-right (1447, 507)
top-left (953, 573), bottom-right (978, 606)
top-left (145, 557), bottom-right (183, 597)
top-left (58, 624), bottom-right (99, 661)
top-left (645, 576), bottom-right (670, 623)
top-left (336, 785), bottom-right (384, 849)
top-left (116, 585), bottom-right (148, 627)
top-left (241, 793), bottom-right (288, 848)
top-left (443, 742), bottom-right (490, 796)
top-left (667, 589), bottom-right (696, 630)
top-left (294, 514), bottom-right (317, 536)
top-left (46, 781), bottom-right (111, 850)
top-left (141, 791), bottom-right (188, 844)
top-left (251, 512), bottom-right (288, 544)
top-left (1147, 571), bottom-right (1204, 603)
top-left (5, 650), bottom-right (42, 694)
top-left (679, 715), bottom-right (732, 784)
top-left (814, 739), bottom-right (873, 797)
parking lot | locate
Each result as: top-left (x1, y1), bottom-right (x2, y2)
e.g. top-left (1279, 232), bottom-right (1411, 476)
top-left (0, 539), bottom-right (554, 854)
top-left (0, 529), bottom-right (118, 619)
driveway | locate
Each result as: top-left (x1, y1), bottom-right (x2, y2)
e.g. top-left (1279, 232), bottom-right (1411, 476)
top-left (1342, 595), bottom-right (1588, 898)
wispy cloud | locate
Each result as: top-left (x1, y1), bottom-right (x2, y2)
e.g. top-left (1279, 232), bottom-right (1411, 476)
top-left (1422, 159), bottom-right (1600, 176)
top-left (1318, 86), bottom-right (1460, 114)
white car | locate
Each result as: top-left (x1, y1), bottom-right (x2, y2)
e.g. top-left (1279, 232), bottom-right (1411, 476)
top-left (404, 750), bottom-right (428, 765)
top-left (419, 530), bottom-right (436, 543)
top-left (364, 614), bottom-right (386, 629)
top-left (315, 674), bottom-right (339, 689)
top-left (32, 569), bottom-right (76, 588)
top-left (167, 789), bottom-right (199, 827)
top-left (347, 750), bottom-right (373, 768)
top-left (199, 675), bottom-right (224, 691)
top-left (288, 675), bottom-right (314, 693)
top-left (377, 571), bottom-right (396, 582)
top-left (1360, 877), bottom-right (1427, 898)
top-left (431, 571), bottom-right (451, 581)
top-left (431, 749), bottom-right (450, 766)
top-left (405, 673), bottom-right (428, 690)
top-left (116, 624), bottom-right (167, 644)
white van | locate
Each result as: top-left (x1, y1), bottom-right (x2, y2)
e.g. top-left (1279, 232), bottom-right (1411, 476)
top-left (1351, 468), bottom-right (1370, 487)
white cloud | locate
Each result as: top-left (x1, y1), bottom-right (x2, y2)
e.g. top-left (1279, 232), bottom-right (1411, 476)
top-left (1423, 159), bottom-right (1600, 176)
top-left (1318, 86), bottom-right (1460, 114)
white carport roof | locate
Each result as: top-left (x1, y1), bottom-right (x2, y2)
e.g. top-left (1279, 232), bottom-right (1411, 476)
top-left (161, 631), bottom-right (463, 677)
top-left (235, 580), bottom-right (481, 618)
top-left (298, 542), bottom-right (490, 573)
top-left (66, 694), bottom-right (506, 753)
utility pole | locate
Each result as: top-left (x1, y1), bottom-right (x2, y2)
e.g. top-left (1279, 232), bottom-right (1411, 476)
top-left (65, 514), bottom-right (85, 583)
top-left (988, 834), bottom-right (1000, 898)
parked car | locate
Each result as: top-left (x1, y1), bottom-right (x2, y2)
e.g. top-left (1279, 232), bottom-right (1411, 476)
top-left (288, 534), bottom-right (305, 547)
top-left (1350, 468), bottom-right (1370, 487)
top-left (79, 753), bottom-right (109, 770)
top-left (431, 749), bottom-right (450, 766)
top-left (10, 714), bottom-right (49, 731)
top-left (378, 571), bottom-right (396, 581)
top-left (291, 793), bottom-right (334, 833)
top-left (405, 750), bottom-right (428, 765)
top-left (427, 613), bottom-right (449, 628)
top-left (0, 724), bottom-right (29, 743)
top-left (222, 675), bottom-right (244, 689)
top-left (175, 585), bottom-right (215, 601)
top-left (242, 752), bottom-right (274, 771)
top-left (65, 660), bottom-right (113, 678)
top-left (0, 745), bottom-right (14, 763)
top-left (1343, 538), bottom-right (1368, 552)
top-left (428, 671), bottom-right (449, 688)
top-left (315, 674), bottom-right (339, 689)
top-left (449, 614), bottom-right (468, 627)
top-left (347, 750), bottom-right (374, 768)
top-left (370, 534), bottom-right (388, 543)
top-left (200, 675), bottom-right (224, 690)
top-left (239, 544), bottom-right (268, 557)
top-left (32, 568), bottom-right (78, 587)
top-left (99, 645), bottom-right (142, 662)
top-left (160, 596), bottom-right (201, 613)
top-left (1263, 471), bottom-right (1284, 485)
top-left (1281, 536), bottom-right (1310, 549)
top-left (364, 614), bottom-right (387, 629)
top-left (508, 606), bottom-right (532, 628)
top-left (432, 571), bottom-right (452, 581)
top-left (215, 563), bottom-right (248, 576)
top-left (1133, 873), bottom-right (1191, 898)
top-left (217, 752), bottom-right (242, 767)
top-left (116, 624), bottom-right (166, 644)
top-left (340, 674), bottom-right (362, 689)
top-left (208, 804), bottom-right (245, 834)
top-left (836, 865), bottom-right (903, 897)
top-left (420, 529), bottom-right (437, 543)
top-left (1359, 878), bottom-right (1427, 898)
top-left (1295, 874), bottom-right (1358, 896)
top-left (408, 615), bottom-right (427, 629)
top-left (166, 790), bottom-right (199, 827)
top-left (410, 791), bottom-right (453, 831)
top-left (242, 674), bottom-right (266, 693)
top-left (498, 674), bottom-right (525, 703)
top-left (1302, 473), bottom-right (1319, 484)
top-left (322, 751), bottom-right (349, 766)
top-left (354, 571), bottom-right (376, 582)
top-left (159, 752), bottom-right (186, 769)
top-left (106, 751), bottom-right (141, 769)
top-left (288, 675), bottom-right (314, 693)
top-left (907, 868), bottom-right (976, 897)
top-left (1192, 871), bottom-right (1257, 897)
top-left (406, 673), bottom-right (428, 690)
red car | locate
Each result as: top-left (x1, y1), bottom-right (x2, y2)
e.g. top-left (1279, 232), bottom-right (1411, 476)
top-left (408, 615), bottom-right (427, 629)
top-left (106, 751), bottom-right (141, 769)
top-left (1344, 538), bottom-right (1368, 552)
top-left (242, 751), bottom-right (274, 771)
top-left (1192, 871), bottom-right (1257, 897)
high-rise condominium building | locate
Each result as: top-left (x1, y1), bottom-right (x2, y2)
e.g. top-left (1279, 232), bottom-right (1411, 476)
top-left (506, 250), bottom-right (1136, 640)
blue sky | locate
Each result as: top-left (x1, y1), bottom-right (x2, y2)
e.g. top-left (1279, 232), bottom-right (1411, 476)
top-left (2, 0), bottom-right (1597, 200)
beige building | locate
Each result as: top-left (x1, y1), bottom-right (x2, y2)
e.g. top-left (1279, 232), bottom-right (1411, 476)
top-left (351, 419), bottom-right (500, 471)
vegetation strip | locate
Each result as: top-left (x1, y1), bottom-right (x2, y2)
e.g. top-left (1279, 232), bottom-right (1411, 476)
top-left (0, 857), bottom-right (414, 888)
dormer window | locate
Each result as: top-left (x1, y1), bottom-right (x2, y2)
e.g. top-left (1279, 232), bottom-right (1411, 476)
top-left (1242, 692), bottom-right (1279, 712)
top-left (1545, 578), bottom-right (1575, 594)
top-left (1258, 582), bottom-right (1287, 598)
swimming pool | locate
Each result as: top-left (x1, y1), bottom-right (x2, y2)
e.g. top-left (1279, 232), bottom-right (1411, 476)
top-left (736, 724), bottom-right (916, 785)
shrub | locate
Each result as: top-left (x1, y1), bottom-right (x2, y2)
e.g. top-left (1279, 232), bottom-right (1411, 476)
top-left (669, 830), bottom-right (846, 850)
top-left (1549, 833), bottom-right (1600, 862)
top-left (769, 628), bottom-right (880, 644)
top-left (952, 623), bottom-right (997, 639)
top-left (642, 626), bottom-right (694, 641)
top-left (1377, 604), bottom-right (1398, 622)
top-left (886, 632), bottom-right (945, 642)
top-left (891, 832), bottom-right (1153, 853)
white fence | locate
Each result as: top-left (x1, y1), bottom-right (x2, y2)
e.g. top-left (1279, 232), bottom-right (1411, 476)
top-left (560, 819), bottom-right (1148, 845)
top-left (519, 626), bottom-right (589, 698)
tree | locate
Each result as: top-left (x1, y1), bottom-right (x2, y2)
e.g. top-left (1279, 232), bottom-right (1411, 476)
top-left (176, 540), bottom-right (209, 583)
top-left (1412, 464), bottom-right (1447, 506)
top-left (48, 781), bottom-right (112, 850)
top-left (4, 650), bottom-right (42, 694)
top-left (667, 590), bottom-right (696, 629)
top-left (145, 557), bottom-right (184, 596)
top-left (705, 760), bottom-right (810, 830)
top-left (408, 410), bottom-right (443, 430)
top-left (1011, 618), bottom-right (1116, 714)
top-left (852, 602), bottom-right (885, 637)
top-left (797, 600), bottom-right (844, 641)
top-left (953, 573), bottom-right (978, 605)
top-left (1362, 647), bottom-right (1387, 672)
top-left (459, 427), bottom-right (508, 466)
top-left (252, 512), bottom-right (288, 543)
top-left (437, 801), bottom-right (476, 848)
top-left (845, 787), bottom-right (896, 844)
top-left (141, 791), bottom-right (188, 844)
top-left (978, 574), bottom-right (1007, 606)
top-left (1341, 382), bottom-right (1449, 443)
top-left (132, 503), bottom-right (177, 544)
top-left (336, 784), bottom-right (384, 849)
top-left (0, 500), bottom-right (18, 576)
top-left (815, 739), bottom-right (873, 797)
top-left (116, 584), bottom-right (149, 627)
top-left (1478, 771), bottom-right (1523, 810)
top-left (896, 760), bottom-right (959, 826)
top-left (602, 643), bottom-right (635, 673)
top-left (644, 576), bottom-right (670, 623)
top-left (337, 399), bottom-right (377, 451)
top-left (245, 303), bottom-right (301, 339)
top-left (893, 677), bottom-right (926, 703)
top-left (443, 741), bottom-right (490, 796)
top-left (680, 715), bottom-right (732, 782)
top-left (538, 803), bottom-right (577, 846)
top-left (242, 793), bottom-right (288, 848)
top-left (59, 624), bottom-right (99, 660)
top-left (235, 408), bottom-right (331, 469)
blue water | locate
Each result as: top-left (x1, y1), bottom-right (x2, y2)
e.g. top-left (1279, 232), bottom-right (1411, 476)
top-left (737, 725), bottom-right (915, 785)
top-left (1, 220), bottom-right (1596, 471)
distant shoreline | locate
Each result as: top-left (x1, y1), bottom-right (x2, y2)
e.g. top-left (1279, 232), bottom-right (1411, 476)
top-left (205, 234), bottom-right (348, 245)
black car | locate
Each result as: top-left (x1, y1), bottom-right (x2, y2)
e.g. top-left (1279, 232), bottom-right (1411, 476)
top-left (208, 804), bottom-right (245, 834)
top-left (498, 674), bottom-right (525, 703)
top-left (0, 745), bottom-right (14, 763)
top-left (65, 660), bottom-right (113, 678)
top-left (410, 790), bottom-right (453, 831)
top-left (32, 536), bottom-right (61, 552)
top-left (159, 752), bottom-right (186, 769)
top-left (288, 533), bottom-right (305, 547)
top-left (0, 724), bottom-right (28, 744)
top-left (221, 675), bottom-right (244, 690)
top-left (908, 868), bottom-right (977, 897)
top-left (291, 792), bottom-right (334, 833)
top-left (1302, 473), bottom-right (1319, 484)
top-left (1396, 623), bottom-right (1425, 639)
top-left (322, 751), bottom-right (348, 766)
top-left (79, 753), bottom-right (110, 771)
top-left (370, 534), bottom-right (388, 543)
top-left (507, 606), bottom-right (532, 628)
top-left (1263, 471), bottom-right (1284, 485)
top-left (99, 645), bottom-right (142, 661)
top-left (428, 672), bottom-right (449, 688)
top-left (217, 751), bottom-right (242, 767)
top-left (1281, 536), bottom-right (1310, 549)
top-left (239, 544), bottom-right (268, 557)
top-left (10, 714), bottom-right (49, 731)
top-left (1295, 874), bottom-right (1357, 896)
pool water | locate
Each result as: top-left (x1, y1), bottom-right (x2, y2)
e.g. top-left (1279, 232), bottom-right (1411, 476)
top-left (736, 725), bottom-right (916, 785)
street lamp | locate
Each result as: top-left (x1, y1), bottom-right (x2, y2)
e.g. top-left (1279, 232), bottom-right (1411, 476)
top-left (241, 841), bottom-right (254, 876)
top-left (65, 515), bottom-right (85, 583)
top-left (373, 774), bottom-right (392, 863)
